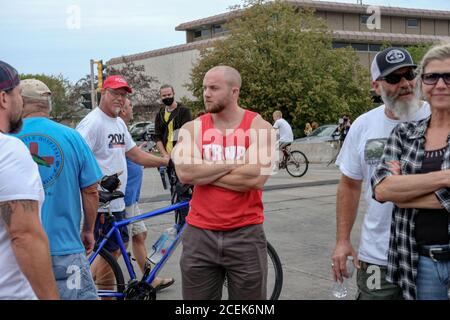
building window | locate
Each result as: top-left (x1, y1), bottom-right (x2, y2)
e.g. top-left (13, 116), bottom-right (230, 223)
top-left (360, 14), bottom-right (370, 24)
top-left (369, 44), bottom-right (382, 52)
top-left (213, 24), bottom-right (224, 34)
top-left (407, 18), bottom-right (419, 28)
top-left (351, 43), bottom-right (369, 51)
top-left (194, 30), bottom-right (202, 38)
top-left (332, 42), bottom-right (382, 52)
top-left (193, 28), bottom-right (211, 39)
top-left (332, 42), bottom-right (349, 49)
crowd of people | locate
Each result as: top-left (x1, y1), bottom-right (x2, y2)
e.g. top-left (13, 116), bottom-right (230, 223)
top-left (2, 42), bottom-right (450, 300)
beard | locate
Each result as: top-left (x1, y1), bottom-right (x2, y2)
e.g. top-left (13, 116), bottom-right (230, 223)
top-left (380, 86), bottom-right (420, 121)
top-left (9, 117), bottom-right (23, 134)
top-left (205, 101), bottom-right (226, 114)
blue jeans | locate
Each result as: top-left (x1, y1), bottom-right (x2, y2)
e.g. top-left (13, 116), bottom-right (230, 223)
top-left (416, 255), bottom-right (450, 300)
top-left (52, 253), bottom-right (98, 300)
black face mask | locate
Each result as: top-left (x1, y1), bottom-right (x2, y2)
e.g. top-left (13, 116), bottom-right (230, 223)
top-left (162, 97), bottom-right (174, 106)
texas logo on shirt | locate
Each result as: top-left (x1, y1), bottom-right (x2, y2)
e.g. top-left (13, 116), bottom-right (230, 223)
top-left (18, 134), bottom-right (64, 188)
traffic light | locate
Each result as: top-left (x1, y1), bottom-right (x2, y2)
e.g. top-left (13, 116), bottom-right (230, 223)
top-left (97, 60), bottom-right (105, 91)
top-left (81, 92), bottom-right (101, 109)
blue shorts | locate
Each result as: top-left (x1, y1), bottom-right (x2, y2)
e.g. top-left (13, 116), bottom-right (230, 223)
top-left (94, 210), bottom-right (130, 252)
top-left (52, 253), bottom-right (98, 300)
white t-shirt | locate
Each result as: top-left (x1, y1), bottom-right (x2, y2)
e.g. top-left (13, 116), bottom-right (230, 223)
top-left (273, 118), bottom-right (294, 143)
top-left (336, 103), bottom-right (430, 266)
top-left (0, 133), bottom-right (44, 300)
top-left (76, 107), bottom-right (136, 212)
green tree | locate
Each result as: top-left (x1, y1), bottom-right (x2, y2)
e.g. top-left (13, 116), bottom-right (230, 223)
top-left (106, 59), bottom-right (160, 105)
top-left (406, 44), bottom-right (433, 66)
top-left (187, 0), bottom-right (372, 136)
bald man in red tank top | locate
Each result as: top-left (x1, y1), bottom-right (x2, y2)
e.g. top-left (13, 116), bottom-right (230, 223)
top-left (172, 66), bottom-right (276, 300)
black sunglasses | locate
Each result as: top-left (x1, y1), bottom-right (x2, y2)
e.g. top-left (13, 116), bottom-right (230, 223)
top-left (379, 70), bottom-right (416, 84)
top-left (421, 73), bottom-right (450, 85)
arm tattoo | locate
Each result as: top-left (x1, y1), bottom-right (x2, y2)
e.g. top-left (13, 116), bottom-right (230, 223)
top-left (0, 202), bottom-right (13, 227)
top-left (19, 200), bottom-right (36, 212)
top-left (0, 200), bottom-right (37, 227)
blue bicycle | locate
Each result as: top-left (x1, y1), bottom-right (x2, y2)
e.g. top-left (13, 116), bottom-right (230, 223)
top-left (89, 176), bottom-right (283, 300)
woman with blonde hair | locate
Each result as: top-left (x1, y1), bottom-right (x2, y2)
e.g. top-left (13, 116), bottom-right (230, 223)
top-left (372, 42), bottom-right (450, 300)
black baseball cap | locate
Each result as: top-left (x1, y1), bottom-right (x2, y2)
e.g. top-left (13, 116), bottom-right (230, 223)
top-left (371, 47), bottom-right (416, 81)
top-left (0, 60), bottom-right (20, 92)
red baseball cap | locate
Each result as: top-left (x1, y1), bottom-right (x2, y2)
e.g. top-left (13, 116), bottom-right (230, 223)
top-left (103, 75), bottom-right (132, 93)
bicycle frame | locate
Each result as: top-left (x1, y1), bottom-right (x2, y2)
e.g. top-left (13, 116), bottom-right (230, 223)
top-left (88, 200), bottom-right (189, 299)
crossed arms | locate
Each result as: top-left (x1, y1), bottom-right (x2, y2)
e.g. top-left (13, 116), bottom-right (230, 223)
top-left (172, 116), bottom-right (276, 192)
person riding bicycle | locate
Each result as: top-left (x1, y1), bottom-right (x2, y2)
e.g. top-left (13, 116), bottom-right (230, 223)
top-left (272, 110), bottom-right (293, 146)
top-left (272, 110), bottom-right (293, 168)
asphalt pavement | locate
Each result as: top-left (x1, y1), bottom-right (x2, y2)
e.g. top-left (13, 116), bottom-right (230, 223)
top-left (126, 163), bottom-right (366, 300)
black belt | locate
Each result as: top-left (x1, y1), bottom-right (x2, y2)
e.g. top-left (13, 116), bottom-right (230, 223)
top-left (418, 245), bottom-right (450, 262)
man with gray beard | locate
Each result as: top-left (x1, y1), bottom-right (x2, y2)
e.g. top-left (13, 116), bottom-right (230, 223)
top-left (331, 47), bottom-right (430, 299)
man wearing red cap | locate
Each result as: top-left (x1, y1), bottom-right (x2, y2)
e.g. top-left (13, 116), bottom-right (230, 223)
top-left (76, 75), bottom-right (168, 289)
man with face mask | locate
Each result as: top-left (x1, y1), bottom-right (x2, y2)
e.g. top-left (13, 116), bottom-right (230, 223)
top-left (154, 85), bottom-right (192, 159)
top-left (331, 47), bottom-right (430, 300)
top-left (0, 61), bottom-right (59, 299)
top-left (154, 85), bottom-right (192, 214)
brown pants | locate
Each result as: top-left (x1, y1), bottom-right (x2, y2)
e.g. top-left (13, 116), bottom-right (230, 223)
top-left (180, 223), bottom-right (268, 300)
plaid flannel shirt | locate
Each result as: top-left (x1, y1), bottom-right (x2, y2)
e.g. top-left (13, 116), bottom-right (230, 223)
top-left (371, 116), bottom-right (450, 300)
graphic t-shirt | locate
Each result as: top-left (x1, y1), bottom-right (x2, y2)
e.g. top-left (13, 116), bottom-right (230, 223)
top-left (188, 111), bottom-right (264, 231)
top-left (77, 107), bottom-right (136, 212)
top-left (15, 117), bottom-right (103, 255)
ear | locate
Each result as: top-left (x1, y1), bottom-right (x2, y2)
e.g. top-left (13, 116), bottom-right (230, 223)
top-left (0, 91), bottom-right (7, 110)
top-left (372, 80), bottom-right (382, 96)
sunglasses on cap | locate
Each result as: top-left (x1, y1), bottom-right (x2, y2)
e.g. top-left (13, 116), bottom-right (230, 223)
top-left (379, 69), bottom-right (416, 84)
top-left (421, 73), bottom-right (450, 85)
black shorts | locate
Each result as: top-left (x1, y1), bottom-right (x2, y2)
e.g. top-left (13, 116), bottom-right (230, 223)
top-left (94, 210), bottom-right (130, 252)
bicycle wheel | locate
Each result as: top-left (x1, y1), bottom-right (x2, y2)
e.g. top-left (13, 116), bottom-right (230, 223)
top-left (90, 248), bottom-right (125, 299)
top-left (267, 241), bottom-right (283, 300)
top-left (222, 241), bottom-right (283, 300)
top-left (286, 150), bottom-right (308, 177)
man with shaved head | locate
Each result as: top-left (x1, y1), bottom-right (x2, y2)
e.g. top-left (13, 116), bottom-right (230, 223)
top-left (173, 65), bottom-right (276, 300)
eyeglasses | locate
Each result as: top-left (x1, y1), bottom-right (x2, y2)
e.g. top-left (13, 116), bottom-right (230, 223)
top-left (106, 88), bottom-right (128, 98)
top-left (379, 70), bottom-right (416, 84)
top-left (421, 73), bottom-right (450, 85)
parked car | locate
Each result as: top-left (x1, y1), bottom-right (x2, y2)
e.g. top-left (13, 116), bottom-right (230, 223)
top-left (294, 124), bottom-right (340, 143)
top-left (130, 121), bottom-right (154, 141)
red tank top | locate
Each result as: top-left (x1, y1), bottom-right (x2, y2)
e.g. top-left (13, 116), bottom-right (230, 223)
top-left (187, 110), bottom-right (264, 230)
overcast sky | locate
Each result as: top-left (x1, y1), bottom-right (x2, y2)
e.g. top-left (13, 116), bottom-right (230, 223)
top-left (2, 0), bottom-right (450, 83)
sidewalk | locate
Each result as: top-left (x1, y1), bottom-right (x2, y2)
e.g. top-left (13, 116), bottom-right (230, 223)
top-left (139, 163), bottom-right (342, 203)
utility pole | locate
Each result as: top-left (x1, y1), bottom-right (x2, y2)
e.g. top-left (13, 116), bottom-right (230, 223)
top-left (90, 59), bottom-right (97, 109)
top-left (89, 59), bottom-right (105, 109)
